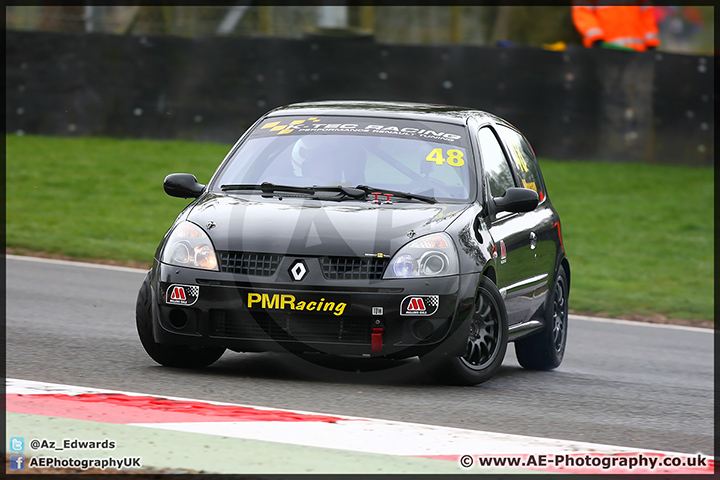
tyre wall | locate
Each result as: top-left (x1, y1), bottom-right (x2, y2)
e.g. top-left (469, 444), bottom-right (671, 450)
top-left (5, 30), bottom-right (713, 165)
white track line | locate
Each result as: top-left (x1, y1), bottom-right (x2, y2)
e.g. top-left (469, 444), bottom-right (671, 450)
top-left (571, 314), bottom-right (712, 333)
top-left (6, 254), bottom-right (149, 274)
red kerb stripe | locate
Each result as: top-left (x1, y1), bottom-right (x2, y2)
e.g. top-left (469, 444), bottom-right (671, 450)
top-left (7, 393), bottom-right (348, 424)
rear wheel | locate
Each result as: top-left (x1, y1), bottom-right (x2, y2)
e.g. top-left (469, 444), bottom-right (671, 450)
top-left (515, 268), bottom-right (568, 370)
top-left (136, 273), bottom-right (225, 368)
top-left (422, 276), bottom-right (508, 385)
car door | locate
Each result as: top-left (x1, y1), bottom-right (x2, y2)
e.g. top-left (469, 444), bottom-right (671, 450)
top-left (476, 126), bottom-right (536, 326)
top-left (496, 125), bottom-right (556, 321)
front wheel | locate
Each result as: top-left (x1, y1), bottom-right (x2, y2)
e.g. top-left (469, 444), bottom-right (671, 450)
top-left (421, 276), bottom-right (508, 385)
top-left (515, 267), bottom-right (569, 370)
top-left (136, 272), bottom-right (225, 368)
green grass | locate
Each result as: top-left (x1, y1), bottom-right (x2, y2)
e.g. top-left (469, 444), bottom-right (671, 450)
top-left (539, 159), bottom-right (713, 321)
top-left (6, 134), bottom-right (229, 263)
top-left (5, 134), bottom-right (714, 321)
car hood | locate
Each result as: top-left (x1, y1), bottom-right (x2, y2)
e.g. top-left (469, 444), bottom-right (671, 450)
top-left (185, 193), bottom-right (469, 257)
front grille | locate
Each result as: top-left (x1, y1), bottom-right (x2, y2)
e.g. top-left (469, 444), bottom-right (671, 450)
top-left (218, 252), bottom-right (282, 276)
top-left (210, 310), bottom-right (371, 344)
top-left (320, 256), bottom-right (388, 280)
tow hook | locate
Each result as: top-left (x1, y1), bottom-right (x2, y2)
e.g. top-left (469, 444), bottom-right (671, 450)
top-left (371, 320), bottom-right (384, 353)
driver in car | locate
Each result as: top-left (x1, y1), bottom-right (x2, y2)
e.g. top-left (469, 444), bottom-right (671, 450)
top-left (291, 136), bottom-right (365, 187)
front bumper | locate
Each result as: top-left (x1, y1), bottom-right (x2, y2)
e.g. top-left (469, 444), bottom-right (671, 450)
top-left (150, 260), bottom-right (480, 358)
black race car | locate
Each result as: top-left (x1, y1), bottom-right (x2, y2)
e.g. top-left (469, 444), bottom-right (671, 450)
top-left (136, 101), bottom-right (570, 385)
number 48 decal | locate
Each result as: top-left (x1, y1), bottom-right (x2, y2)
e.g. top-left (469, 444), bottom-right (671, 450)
top-left (426, 148), bottom-right (465, 167)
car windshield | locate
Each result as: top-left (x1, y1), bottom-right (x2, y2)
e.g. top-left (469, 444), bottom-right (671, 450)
top-left (211, 115), bottom-right (474, 202)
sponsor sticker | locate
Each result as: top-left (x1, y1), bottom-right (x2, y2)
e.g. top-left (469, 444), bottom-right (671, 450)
top-left (252, 116), bottom-right (465, 143)
top-left (166, 285), bottom-right (199, 306)
top-left (246, 293), bottom-right (347, 317)
top-left (400, 295), bottom-right (440, 316)
top-left (260, 117), bottom-right (322, 135)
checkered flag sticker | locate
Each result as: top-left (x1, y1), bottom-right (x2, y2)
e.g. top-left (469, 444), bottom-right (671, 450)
top-left (401, 295), bottom-right (440, 316)
top-left (425, 296), bottom-right (439, 308)
top-left (166, 284), bottom-right (200, 306)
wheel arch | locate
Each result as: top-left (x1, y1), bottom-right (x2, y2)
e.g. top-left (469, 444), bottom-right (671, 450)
top-left (560, 257), bottom-right (570, 290)
top-left (482, 265), bottom-right (497, 285)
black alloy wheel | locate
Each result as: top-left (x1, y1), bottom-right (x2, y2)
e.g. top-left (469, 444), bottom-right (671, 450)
top-left (422, 276), bottom-right (508, 385)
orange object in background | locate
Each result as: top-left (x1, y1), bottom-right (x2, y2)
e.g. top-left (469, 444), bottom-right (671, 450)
top-left (572, 1), bottom-right (660, 52)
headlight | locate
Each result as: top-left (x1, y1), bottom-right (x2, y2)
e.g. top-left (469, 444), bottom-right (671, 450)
top-left (383, 233), bottom-right (459, 278)
top-left (161, 221), bottom-right (218, 270)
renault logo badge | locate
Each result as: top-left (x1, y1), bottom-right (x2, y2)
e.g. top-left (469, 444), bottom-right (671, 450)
top-left (289, 260), bottom-right (308, 281)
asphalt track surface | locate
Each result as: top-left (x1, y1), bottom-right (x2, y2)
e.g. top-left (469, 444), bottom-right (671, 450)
top-left (5, 255), bottom-right (714, 457)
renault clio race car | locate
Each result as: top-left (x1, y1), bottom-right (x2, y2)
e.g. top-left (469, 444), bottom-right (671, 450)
top-left (136, 101), bottom-right (570, 385)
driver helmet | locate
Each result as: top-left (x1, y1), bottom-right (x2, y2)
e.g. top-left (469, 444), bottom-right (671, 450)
top-left (291, 135), bottom-right (335, 178)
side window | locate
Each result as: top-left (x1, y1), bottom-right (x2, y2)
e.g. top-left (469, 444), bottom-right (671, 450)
top-left (497, 125), bottom-right (546, 202)
top-left (478, 127), bottom-right (515, 198)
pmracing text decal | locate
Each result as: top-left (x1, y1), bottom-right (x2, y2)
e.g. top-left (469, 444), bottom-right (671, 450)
top-left (400, 295), bottom-right (440, 316)
top-left (247, 293), bottom-right (347, 316)
top-left (166, 285), bottom-right (199, 306)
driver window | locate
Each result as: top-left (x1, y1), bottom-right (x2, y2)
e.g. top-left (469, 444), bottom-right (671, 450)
top-left (478, 127), bottom-right (516, 198)
top-left (497, 125), bottom-right (546, 201)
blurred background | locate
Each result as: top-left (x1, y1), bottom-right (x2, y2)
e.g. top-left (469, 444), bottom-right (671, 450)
top-left (5, 5), bottom-right (714, 53)
top-left (6, 5), bottom-right (714, 165)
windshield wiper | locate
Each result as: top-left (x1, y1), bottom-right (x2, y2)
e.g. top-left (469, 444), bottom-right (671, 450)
top-left (221, 182), bottom-right (315, 196)
top-left (354, 185), bottom-right (437, 204)
top-left (310, 185), bottom-right (435, 203)
top-left (311, 185), bottom-right (367, 199)
top-left (221, 183), bottom-right (436, 204)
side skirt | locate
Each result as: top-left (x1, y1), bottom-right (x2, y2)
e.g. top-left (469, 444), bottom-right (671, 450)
top-left (508, 319), bottom-right (544, 342)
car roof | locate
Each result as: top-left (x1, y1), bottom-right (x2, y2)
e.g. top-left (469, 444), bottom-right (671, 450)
top-left (265, 100), bottom-right (510, 127)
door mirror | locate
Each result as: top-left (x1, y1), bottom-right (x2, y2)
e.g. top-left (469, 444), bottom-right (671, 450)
top-left (164, 173), bottom-right (205, 198)
top-left (493, 187), bottom-right (539, 213)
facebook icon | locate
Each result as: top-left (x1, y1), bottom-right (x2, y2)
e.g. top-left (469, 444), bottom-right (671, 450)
top-left (10, 455), bottom-right (25, 470)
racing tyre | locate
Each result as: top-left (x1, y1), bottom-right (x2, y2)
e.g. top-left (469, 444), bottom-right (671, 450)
top-left (422, 276), bottom-right (508, 385)
top-left (515, 268), bottom-right (569, 370)
top-left (136, 273), bottom-right (225, 368)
